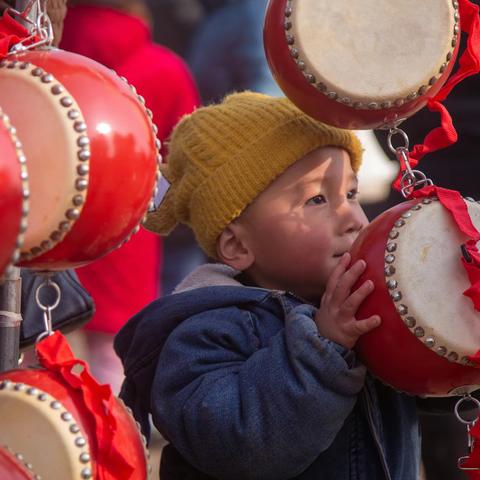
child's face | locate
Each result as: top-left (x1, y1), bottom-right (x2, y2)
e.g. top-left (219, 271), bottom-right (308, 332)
top-left (238, 146), bottom-right (368, 302)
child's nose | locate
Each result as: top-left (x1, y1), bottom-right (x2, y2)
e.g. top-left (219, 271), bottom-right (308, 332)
top-left (338, 203), bottom-right (368, 235)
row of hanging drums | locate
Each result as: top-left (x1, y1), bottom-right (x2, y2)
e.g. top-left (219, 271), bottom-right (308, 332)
top-left (0, 47), bottom-right (160, 277)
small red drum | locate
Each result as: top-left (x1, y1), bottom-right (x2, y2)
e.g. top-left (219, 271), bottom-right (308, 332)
top-left (350, 197), bottom-right (480, 396)
top-left (0, 109), bottom-right (28, 277)
top-left (0, 447), bottom-right (37, 480)
top-left (0, 368), bottom-right (151, 480)
top-left (264, 0), bottom-right (460, 129)
top-left (0, 48), bottom-right (159, 270)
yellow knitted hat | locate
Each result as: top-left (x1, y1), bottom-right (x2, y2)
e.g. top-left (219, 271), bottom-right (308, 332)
top-left (144, 92), bottom-right (363, 258)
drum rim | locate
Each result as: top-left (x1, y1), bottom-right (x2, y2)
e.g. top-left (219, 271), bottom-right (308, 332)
top-left (283, 0), bottom-right (460, 111)
top-left (0, 108), bottom-right (29, 273)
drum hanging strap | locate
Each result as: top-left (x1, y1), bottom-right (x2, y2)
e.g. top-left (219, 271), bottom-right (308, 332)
top-left (393, 0), bottom-right (480, 190)
top-left (36, 331), bottom-right (137, 480)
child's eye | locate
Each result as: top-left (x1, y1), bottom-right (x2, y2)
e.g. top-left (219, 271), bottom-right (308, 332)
top-left (306, 194), bottom-right (326, 206)
top-left (347, 189), bottom-right (359, 200)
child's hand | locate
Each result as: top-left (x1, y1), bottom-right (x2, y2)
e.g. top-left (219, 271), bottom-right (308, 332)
top-left (314, 253), bottom-right (381, 350)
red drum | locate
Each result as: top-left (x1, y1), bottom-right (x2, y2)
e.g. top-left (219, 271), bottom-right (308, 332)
top-left (350, 197), bottom-right (480, 396)
top-left (0, 109), bottom-right (28, 277)
top-left (0, 48), bottom-right (159, 270)
top-left (0, 368), bottom-right (151, 480)
top-left (0, 447), bottom-right (37, 480)
top-left (264, 0), bottom-right (460, 129)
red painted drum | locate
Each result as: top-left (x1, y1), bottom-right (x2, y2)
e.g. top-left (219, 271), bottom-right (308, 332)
top-left (350, 197), bottom-right (480, 396)
top-left (264, 0), bottom-right (460, 129)
top-left (0, 109), bottom-right (28, 277)
top-left (0, 48), bottom-right (159, 270)
top-left (0, 447), bottom-right (37, 480)
top-left (0, 368), bottom-right (151, 480)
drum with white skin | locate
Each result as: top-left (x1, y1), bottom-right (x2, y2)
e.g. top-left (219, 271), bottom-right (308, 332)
top-left (264, 0), bottom-right (460, 129)
top-left (0, 108), bottom-right (28, 277)
top-left (0, 368), bottom-right (152, 480)
top-left (0, 48), bottom-right (160, 270)
top-left (350, 197), bottom-right (480, 396)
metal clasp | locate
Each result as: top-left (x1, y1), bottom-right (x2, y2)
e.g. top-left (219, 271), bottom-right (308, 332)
top-left (34, 274), bottom-right (61, 344)
top-left (386, 127), bottom-right (433, 198)
top-left (455, 394), bottom-right (480, 471)
top-left (6, 0), bottom-right (53, 54)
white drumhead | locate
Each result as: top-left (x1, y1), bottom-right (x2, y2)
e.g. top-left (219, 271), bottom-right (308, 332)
top-left (0, 60), bottom-right (89, 260)
top-left (388, 199), bottom-right (480, 364)
top-left (290, 0), bottom-right (457, 107)
top-left (0, 380), bottom-right (93, 479)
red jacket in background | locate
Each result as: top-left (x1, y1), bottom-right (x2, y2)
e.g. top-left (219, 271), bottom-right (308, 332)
top-left (60, 5), bottom-right (199, 334)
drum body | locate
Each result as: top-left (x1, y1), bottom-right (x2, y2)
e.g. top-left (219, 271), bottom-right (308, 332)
top-left (350, 198), bottom-right (480, 396)
top-left (0, 48), bottom-right (159, 270)
top-left (264, 0), bottom-right (460, 129)
top-left (0, 368), bottom-right (150, 480)
top-left (0, 110), bottom-right (28, 277)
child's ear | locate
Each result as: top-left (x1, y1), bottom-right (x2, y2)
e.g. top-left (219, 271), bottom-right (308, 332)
top-left (216, 223), bottom-right (255, 271)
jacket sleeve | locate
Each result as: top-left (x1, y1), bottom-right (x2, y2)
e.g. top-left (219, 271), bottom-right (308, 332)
top-left (152, 304), bottom-right (366, 480)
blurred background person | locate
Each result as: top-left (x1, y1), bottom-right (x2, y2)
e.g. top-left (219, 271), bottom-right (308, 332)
top-left (186, 0), bottom-right (282, 104)
top-left (147, 0), bottom-right (287, 295)
top-left (60, 0), bottom-right (199, 393)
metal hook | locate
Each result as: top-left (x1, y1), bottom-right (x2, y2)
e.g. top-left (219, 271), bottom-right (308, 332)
top-left (6, 0), bottom-right (53, 53)
top-left (34, 276), bottom-right (61, 344)
top-left (455, 395), bottom-right (480, 471)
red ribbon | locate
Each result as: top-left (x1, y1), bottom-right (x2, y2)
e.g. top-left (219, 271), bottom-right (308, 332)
top-left (36, 332), bottom-right (137, 480)
top-left (0, 11), bottom-right (37, 59)
top-left (393, 0), bottom-right (480, 189)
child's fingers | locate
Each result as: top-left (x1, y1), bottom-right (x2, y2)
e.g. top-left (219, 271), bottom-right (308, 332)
top-left (349, 315), bottom-right (381, 337)
top-left (340, 280), bottom-right (374, 315)
top-left (323, 253), bottom-right (350, 303)
top-left (331, 259), bottom-right (366, 304)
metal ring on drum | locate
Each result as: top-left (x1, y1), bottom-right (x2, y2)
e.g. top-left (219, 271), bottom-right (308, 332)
top-left (454, 395), bottom-right (480, 425)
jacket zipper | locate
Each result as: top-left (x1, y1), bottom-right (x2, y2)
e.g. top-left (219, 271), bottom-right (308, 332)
top-left (361, 388), bottom-right (393, 480)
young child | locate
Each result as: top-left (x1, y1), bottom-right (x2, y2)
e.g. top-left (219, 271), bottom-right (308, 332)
top-left (114, 92), bottom-right (420, 480)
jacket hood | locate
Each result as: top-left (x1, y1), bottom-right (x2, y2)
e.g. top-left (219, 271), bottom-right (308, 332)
top-left (113, 264), bottom-right (273, 437)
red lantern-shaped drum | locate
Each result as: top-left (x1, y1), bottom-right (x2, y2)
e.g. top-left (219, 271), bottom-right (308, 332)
top-left (350, 197), bottom-right (480, 396)
top-left (264, 0), bottom-right (460, 129)
top-left (0, 368), bottom-right (151, 479)
top-left (0, 48), bottom-right (159, 270)
top-left (0, 109), bottom-right (28, 277)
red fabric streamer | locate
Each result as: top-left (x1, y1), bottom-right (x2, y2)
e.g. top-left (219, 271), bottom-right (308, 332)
top-left (0, 11), bottom-right (37, 59)
top-left (36, 331), bottom-right (137, 479)
top-left (393, 0), bottom-right (480, 188)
